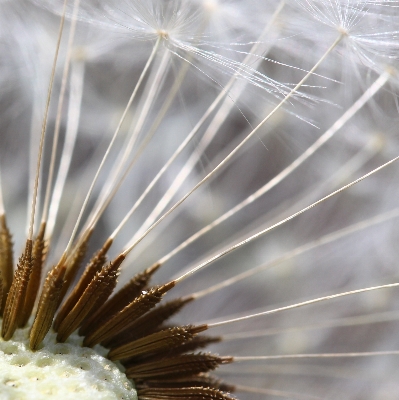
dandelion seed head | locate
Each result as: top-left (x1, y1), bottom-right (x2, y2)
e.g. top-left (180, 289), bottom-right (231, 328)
top-left (1, 0), bottom-right (399, 399)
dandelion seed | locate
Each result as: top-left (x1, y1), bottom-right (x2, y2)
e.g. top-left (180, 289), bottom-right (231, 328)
top-left (0, 1), bottom-right (399, 400)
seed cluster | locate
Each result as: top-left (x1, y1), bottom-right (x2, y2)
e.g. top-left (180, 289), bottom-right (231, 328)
top-left (0, 218), bottom-right (236, 400)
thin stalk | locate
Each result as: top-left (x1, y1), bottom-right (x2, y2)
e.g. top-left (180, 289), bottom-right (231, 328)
top-left (222, 310), bottom-right (399, 341)
top-left (175, 155), bottom-right (399, 283)
top-left (122, 34), bottom-right (344, 255)
top-left (28, 0), bottom-right (68, 241)
top-left (172, 134), bottom-right (381, 279)
top-left (41, 0), bottom-right (81, 227)
top-left (27, 87), bottom-right (43, 235)
top-left (234, 385), bottom-right (320, 400)
top-left (46, 58), bottom-right (86, 240)
top-left (156, 71), bottom-right (390, 268)
top-left (0, 170), bottom-right (4, 215)
top-left (111, 62), bottom-right (234, 240)
top-left (64, 36), bottom-right (161, 255)
top-left (83, 50), bottom-right (171, 235)
top-left (129, 0), bottom-right (286, 243)
top-left (234, 351), bottom-right (399, 361)
top-left (190, 207), bottom-right (399, 299)
top-left (207, 283), bottom-right (399, 328)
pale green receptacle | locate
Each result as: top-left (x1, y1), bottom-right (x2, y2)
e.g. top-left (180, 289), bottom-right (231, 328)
top-left (0, 319), bottom-right (137, 400)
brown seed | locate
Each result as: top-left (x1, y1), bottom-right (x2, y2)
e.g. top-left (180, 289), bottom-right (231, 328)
top-left (29, 263), bottom-right (66, 350)
top-left (135, 374), bottom-right (236, 393)
top-left (83, 280), bottom-right (176, 347)
top-left (0, 214), bottom-right (14, 315)
top-left (125, 353), bottom-right (233, 380)
top-left (2, 239), bottom-right (33, 340)
top-left (79, 262), bottom-right (160, 336)
top-left (19, 221), bottom-right (47, 327)
top-left (57, 230), bottom-right (91, 304)
top-left (56, 254), bottom-right (124, 342)
top-left (104, 296), bottom-right (194, 348)
top-left (137, 386), bottom-right (235, 400)
top-left (108, 324), bottom-right (207, 361)
top-left (53, 237), bottom-right (113, 331)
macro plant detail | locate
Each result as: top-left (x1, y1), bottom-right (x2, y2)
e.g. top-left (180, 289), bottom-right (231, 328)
top-left (0, 0), bottom-right (399, 399)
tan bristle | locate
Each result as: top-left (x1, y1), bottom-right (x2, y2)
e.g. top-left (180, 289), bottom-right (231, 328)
top-left (58, 230), bottom-right (91, 303)
top-left (108, 324), bottom-right (208, 361)
top-left (0, 214), bottom-right (13, 315)
top-left (53, 237), bottom-right (113, 331)
top-left (56, 254), bottom-right (124, 342)
top-left (1, 239), bottom-right (33, 340)
top-left (164, 335), bottom-right (222, 356)
top-left (136, 374), bottom-right (236, 393)
top-left (125, 353), bottom-right (233, 380)
top-left (83, 280), bottom-right (176, 347)
top-left (19, 221), bottom-right (47, 327)
top-left (104, 296), bottom-right (194, 348)
top-left (29, 263), bottom-right (66, 350)
top-left (79, 262), bottom-right (160, 336)
top-left (137, 386), bottom-right (235, 400)
top-left (0, 272), bottom-right (3, 314)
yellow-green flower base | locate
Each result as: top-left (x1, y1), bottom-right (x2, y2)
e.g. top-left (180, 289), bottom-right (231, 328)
top-left (0, 319), bottom-right (137, 400)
